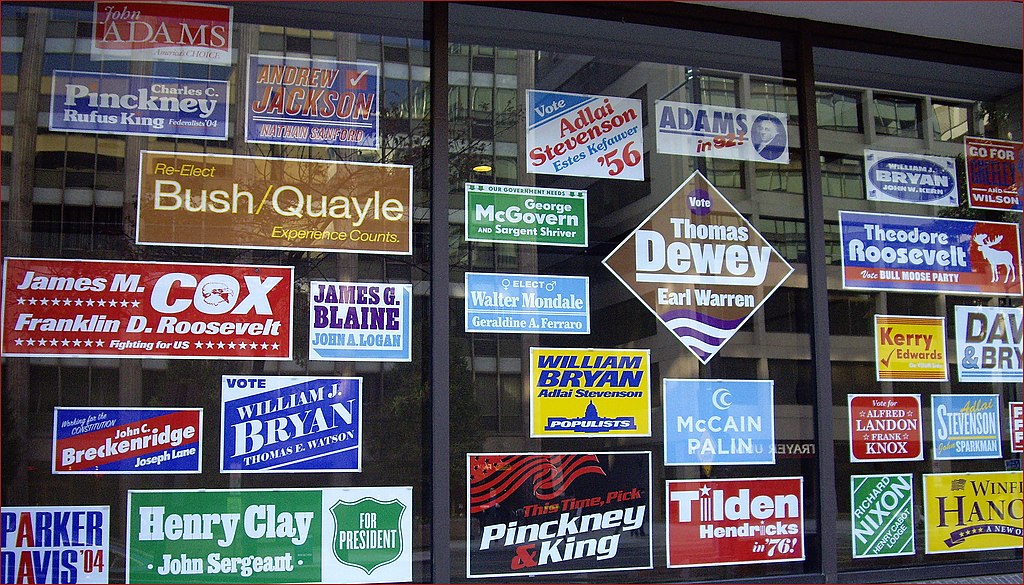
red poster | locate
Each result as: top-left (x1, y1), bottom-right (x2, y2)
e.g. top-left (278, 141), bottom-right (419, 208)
top-left (1011, 402), bottom-right (1024, 453)
top-left (965, 136), bottom-right (1023, 212)
top-left (92, 1), bottom-right (233, 66)
top-left (848, 394), bottom-right (924, 462)
top-left (2, 258), bottom-right (292, 359)
top-left (666, 477), bottom-right (804, 568)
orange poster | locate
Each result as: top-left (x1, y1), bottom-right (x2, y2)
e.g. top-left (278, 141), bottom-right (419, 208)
top-left (137, 151), bottom-right (412, 254)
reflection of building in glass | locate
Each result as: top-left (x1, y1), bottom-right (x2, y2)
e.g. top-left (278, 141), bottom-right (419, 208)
top-left (1, 2), bottom-right (1020, 583)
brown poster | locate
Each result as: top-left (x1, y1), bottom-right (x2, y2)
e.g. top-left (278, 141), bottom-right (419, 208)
top-left (603, 171), bottom-right (793, 363)
top-left (137, 151), bottom-right (412, 254)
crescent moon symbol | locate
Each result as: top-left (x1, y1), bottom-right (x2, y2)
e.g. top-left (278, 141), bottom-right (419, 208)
top-left (712, 388), bottom-right (733, 410)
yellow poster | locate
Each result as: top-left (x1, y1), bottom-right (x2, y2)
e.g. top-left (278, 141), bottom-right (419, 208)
top-left (137, 151), bottom-right (412, 254)
top-left (529, 348), bottom-right (650, 437)
top-left (874, 315), bottom-right (947, 381)
top-left (923, 471), bottom-right (1023, 554)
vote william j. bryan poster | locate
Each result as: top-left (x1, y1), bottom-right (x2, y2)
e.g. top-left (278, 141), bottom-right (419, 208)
top-left (221, 376), bottom-right (362, 473)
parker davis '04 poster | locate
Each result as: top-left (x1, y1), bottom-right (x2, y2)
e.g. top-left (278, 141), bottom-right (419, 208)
top-left (466, 452), bottom-right (652, 578)
top-left (1, 506), bottom-right (110, 584)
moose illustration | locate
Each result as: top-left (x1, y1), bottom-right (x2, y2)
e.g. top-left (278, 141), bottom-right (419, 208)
top-left (972, 234), bottom-right (1017, 283)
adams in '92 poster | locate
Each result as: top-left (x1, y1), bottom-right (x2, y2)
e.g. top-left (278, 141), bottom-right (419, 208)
top-left (466, 452), bottom-right (652, 578)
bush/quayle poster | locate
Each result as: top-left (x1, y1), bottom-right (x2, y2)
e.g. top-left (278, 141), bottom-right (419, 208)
top-left (466, 452), bottom-right (652, 578)
top-left (838, 211), bottom-right (1022, 296)
top-left (1, 257), bottom-right (293, 360)
top-left (1, 506), bottom-right (110, 584)
top-left (127, 487), bottom-right (413, 583)
top-left (136, 151), bottom-right (413, 254)
top-left (221, 376), bottom-right (362, 473)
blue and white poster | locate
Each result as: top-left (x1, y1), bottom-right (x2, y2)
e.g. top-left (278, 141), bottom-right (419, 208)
top-left (526, 90), bottom-right (645, 181)
top-left (464, 272), bottom-right (590, 334)
top-left (246, 55), bottom-right (379, 149)
top-left (955, 305), bottom-right (1023, 383)
top-left (1, 506), bottom-right (109, 584)
top-left (52, 407), bottom-right (202, 474)
top-left (839, 210), bottom-right (1023, 296)
top-left (655, 101), bottom-right (789, 163)
top-left (221, 376), bottom-right (362, 473)
top-left (931, 394), bottom-right (1002, 461)
top-left (864, 150), bottom-right (959, 207)
top-left (49, 70), bottom-right (228, 140)
top-left (663, 379), bottom-right (776, 465)
top-left (308, 281), bottom-right (411, 362)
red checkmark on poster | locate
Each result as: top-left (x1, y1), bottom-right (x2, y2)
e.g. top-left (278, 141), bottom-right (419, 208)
top-left (347, 69), bottom-right (369, 90)
top-left (880, 348), bottom-right (897, 368)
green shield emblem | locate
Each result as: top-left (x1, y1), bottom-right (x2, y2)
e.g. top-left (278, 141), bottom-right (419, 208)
top-left (330, 497), bottom-right (406, 574)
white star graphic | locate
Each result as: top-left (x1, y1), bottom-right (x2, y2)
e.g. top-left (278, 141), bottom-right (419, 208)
top-left (61, 339), bottom-right (70, 346)
top-left (49, 339), bottom-right (59, 346)
top-left (26, 339), bottom-right (36, 346)
top-left (63, 299), bottom-right (72, 306)
top-left (75, 299), bottom-right (84, 306)
top-left (260, 343), bottom-right (269, 350)
top-left (699, 485), bottom-right (712, 497)
top-left (28, 298), bottom-right (37, 305)
top-left (96, 299), bottom-right (106, 307)
top-left (14, 339), bottom-right (23, 346)
top-left (39, 298), bottom-right (50, 306)
top-left (16, 298), bottom-right (25, 305)
top-left (228, 342), bottom-right (236, 349)
top-left (95, 340), bottom-right (104, 347)
top-left (84, 340), bottom-right (93, 347)
top-left (85, 299), bottom-right (95, 306)
top-left (271, 343), bottom-right (280, 350)
top-left (217, 342), bottom-right (225, 349)
top-left (249, 342), bottom-right (258, 349)
top-left (73, 339), bottom-right (82, 347)
top-left (206, 341), bottom-right (214, 349)
top-left (120, 300), bottom-right (129, 307)
top-left (131, 300), bottom-right (140, 308)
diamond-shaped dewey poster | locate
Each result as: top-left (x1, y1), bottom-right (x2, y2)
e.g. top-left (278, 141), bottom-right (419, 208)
top-left (603, 171), bottom-right (793, 363)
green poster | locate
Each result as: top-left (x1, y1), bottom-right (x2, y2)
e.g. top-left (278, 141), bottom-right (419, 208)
top-left (465, 183), bottom-right (588, 246)
top-left (127, 487), bottom-right (412, 584)
top-left (850, 474), bottom-right (915, 558)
